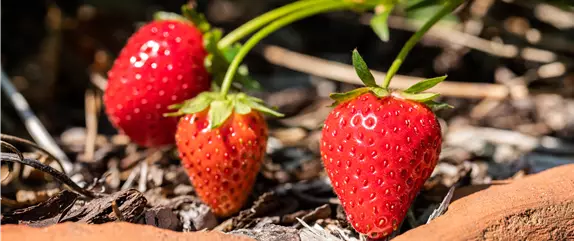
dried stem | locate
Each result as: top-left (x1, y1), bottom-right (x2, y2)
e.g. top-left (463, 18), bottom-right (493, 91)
top-left (262, 45), bottom-right (509, 99)
top-left (1, 71), bottom-right (73, 174)
top-left (0, 153), bottom-right (99, 198)
top-left (82, 89), bottom-right (100, 162)
top-left (1, 134), bottom-right (67, 174)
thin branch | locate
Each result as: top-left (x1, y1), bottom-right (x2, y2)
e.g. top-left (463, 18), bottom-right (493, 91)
top-left (0, 153), bottom-right (99, 198)
top-left (1, 71), bottom-right (73, 174)
top-left (1, 134), bottom-right (66, 175)
top-left (80, 89), bottom-right (100, 162)
top-left (262, 45), bottom-right (509, 99)
top-left (1, 140), bottom-right (24, 162)
top-left (360, 14), bottom-right (566, 64)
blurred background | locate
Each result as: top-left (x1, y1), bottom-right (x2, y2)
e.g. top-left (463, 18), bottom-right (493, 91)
top-left (5, 0), bottom-right (572, 138)
top-left (1, 0), bottom-right (574, 236)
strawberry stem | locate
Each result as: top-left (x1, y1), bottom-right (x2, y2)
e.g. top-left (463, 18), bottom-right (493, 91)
top-left (217, 0), bottom-right (333, 49)
top-left (219, 0), bottom-right (359, 97)
top-left (380, 0), bottom-right (464, 89)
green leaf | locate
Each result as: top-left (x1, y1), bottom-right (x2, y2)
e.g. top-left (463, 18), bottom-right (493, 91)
top-left (404, 0), bottom-right (441, 12)
top-left (181, 4), bottom-right (211, 33)
top-left (400, 92), bottom-right (439, 102)
top-left (424, 100), bottom-right (453, 111)
top-left (403, 75), bottom-right (447, 94)
top-left (329, 87), bottom-right (371, 107)
top-left (180, 95), bottom-right (212, 114)
top-left (369, 87), bottom-right (390, 97)
top-left (153, 11), bottom-right (189, 22)
top-left (208, 100), bottom-right (233, 129)
top-left (234, 99), bottom-right (252, 115)
top-left (404, 0), bottom-right (459, 24)
top-left (210, 81), bottom-right (221, 92)
top-left (237, 65), bottom-right (261, 90)
top-left (229, 93), bottom-right (283, 117)
top-left (202, 30), bottom-right (261, 91)
top-left (370, 5), bottom-right (394, 42)
top-left (222, 43), bottom-right (242, 62)
top-left (248, 101), bottom-right (284, 117)
top-left (352, 49), bottom-right (377, 87)
top-left (203, 29), bottom-right (223, 53)
top-left (164, 92), bottom-right (215, 117)
top-left (246, 95), bottom-right (265, 103)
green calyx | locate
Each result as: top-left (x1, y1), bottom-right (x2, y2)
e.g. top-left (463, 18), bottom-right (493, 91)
top-left (329, 49), bottom-right (452, 111)
top-left (165, 92), bottom-right (283, 129)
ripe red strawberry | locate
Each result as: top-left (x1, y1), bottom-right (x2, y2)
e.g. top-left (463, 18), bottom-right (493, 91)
top-left (170, 92), bottom-right (281, 217)
top-left (320, 50), bottom-right (448, 239)
top-left (104, 19), bottom-right (210, 147)
top-left (175, 110), bottom-right (267, 216)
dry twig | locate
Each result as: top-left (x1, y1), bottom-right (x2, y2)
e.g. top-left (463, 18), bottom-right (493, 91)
top-left (81, 89), bottom-right (101, 162)
top-left (262, 45), bottom-right (509, 99)
top-left (1, 71), bottom-right (73, 173)
top-left (0, 153), bottom-right (98, 198)
top-left (1, 134), bottom-right (67, 174)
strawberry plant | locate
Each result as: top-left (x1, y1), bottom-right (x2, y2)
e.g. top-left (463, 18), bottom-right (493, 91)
top-left (118, 0), bottom-right (435, 215)
top-left (320, 0), bottom-right (463, 239)
top-left (104, 0), bottom-right (462, 222)
top-left (103, 0), bottom-right (440, 148)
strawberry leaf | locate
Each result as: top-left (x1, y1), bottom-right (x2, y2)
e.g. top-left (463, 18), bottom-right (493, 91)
top-left (403, 75), bottom-right (447, 94)
top-left (369, 86), bottom-right (390, 97)
top-left (234, 99), bottom-right (252, 115)
top-left (164, 92), bottom-right (216, 116)
top-left (400, 92), bottom-right (439, 102)
top-left (404, 0), bottom-right (441, 12)
top-left (370, 5), bottom-right (393, 42)
top-left (181, 4), bottom-right (211, 33)
top-left (166, 92), bottom-right (283, 125)
top-left (246, 95), bottom-right (265, 103)
top-left (329, 87), bottom-right (371, 107)
top-left (203, 30), bottom-right (261, 91)
top-left (404, 0), bottom-right (460, 25)
top-left (208, 100), bottom-right (233, 129)
top-left (222, 43), bottom-right (241, 62)
top-left (153, 12), bottom-right (190, 23)
top-left (237, 65), bottom-right (261, 90)
top-left (250, 102), bottom-right (283, 117)
top-left (242, 97), bottom-right (284, 117)
top-left (352, 49), bottom-right (377, 87)
top-left (424, 100), bottom-right (453, 111)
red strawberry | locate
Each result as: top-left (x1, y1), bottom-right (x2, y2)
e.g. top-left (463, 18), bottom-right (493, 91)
top-left (104, 19), bottom-right (210, 147)
top-left (170, 92), bottom-right (281, 216)
top-left (320, 50), bottom-right (448, 239)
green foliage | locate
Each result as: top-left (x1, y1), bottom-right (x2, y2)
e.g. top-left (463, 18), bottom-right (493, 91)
top-left (370, 5), bottom-right (394, 42)
top-left (203, 30), bottom-right (261, 91)
top-left (329, 87), bottom-right (372, 107)
top-left (403, 75), bottom-right (447, 94)
top-left (352, 49), bottom-right (377, 87)
top-left (165, 93), bottom-right (282, 129)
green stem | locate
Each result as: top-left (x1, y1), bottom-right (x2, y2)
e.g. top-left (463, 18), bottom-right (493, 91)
top-left (220, 0), bottom-right (357, 97)
top-left (217, 0), bottom-right (332, 49)
top-left (380, 0), bottom-right (463, 88)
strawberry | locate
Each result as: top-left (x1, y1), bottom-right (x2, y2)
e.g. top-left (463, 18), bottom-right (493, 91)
top-left (170, 92), bottom-right (282, 217)
top-left (103, 18), bottom-right (210, 147)
top-left (320, 50), bottom-right (449, 239)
